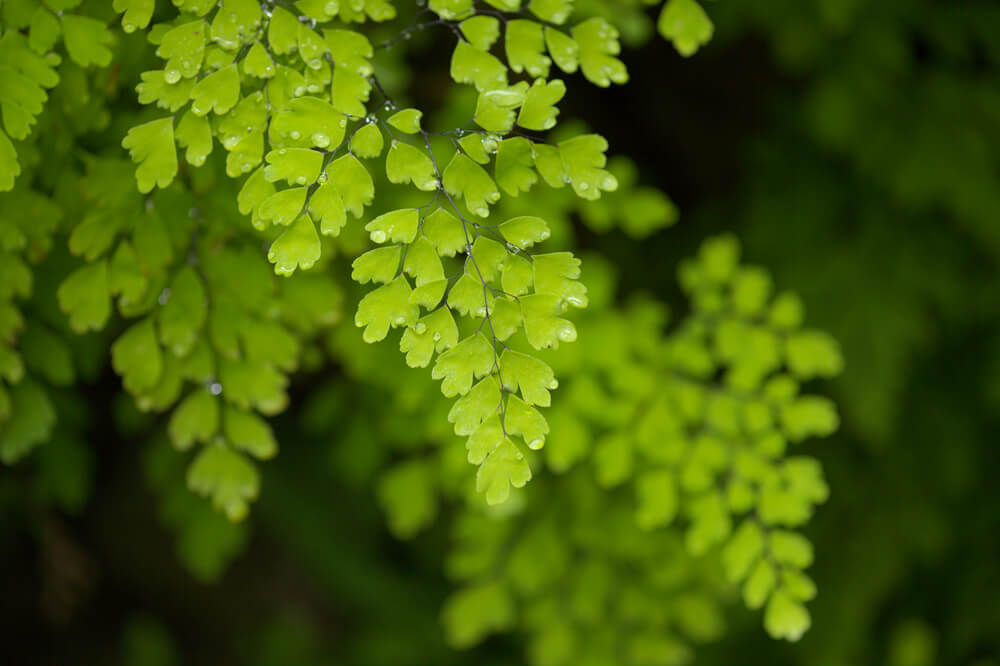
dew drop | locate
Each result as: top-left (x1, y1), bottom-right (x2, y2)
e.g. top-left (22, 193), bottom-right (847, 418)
top-left (370, 230), bottom-right (387, 243)
top-left (295, 176), bottom-right (307, 185)
top-left (527, 438), bottom-right (544, 450)
top-left (209, 382), bottom-right (223, 396)
top-left (313, 132), bottom-right (330, 147)
top-left (158, 288), bottom-right (171, 305)
top-left (293, 86), bottom-right (306, 96)
top-left (164, 69), bottom-right (181, 84)
top-left (548, 379), bottom-right (559, 389)
top-left (565, 295), bottom-right (585, 307)
top-left (557, 324), bottom-right (577, 342)
top-left (414, 322), bottom-right (427, 334)
top-left (290, 130), bottom-right (301, 139)
top-left (432, 331), bottom-right (441, 341)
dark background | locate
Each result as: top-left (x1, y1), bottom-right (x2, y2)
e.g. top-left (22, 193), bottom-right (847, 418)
top-left (3, 1), bottom-right (1000, 664)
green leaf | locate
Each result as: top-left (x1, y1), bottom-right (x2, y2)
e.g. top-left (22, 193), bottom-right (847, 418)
top-left (499, 349), bottom-right (555, 406)
top-left (267, 215), bottom-right (322, 276)
top-left (470, 237), bottom-right (506, 282)
top-left (780, 396), bottom-right (839, 442)
top-left (355, 276), bottom-right (419, 343)
top-left (505, 394), bottom-right (547, 449)
top-left (378, 460), bottom-right (438, 539)
top-left (743, 559), bottom-right (776, 609)
top-left (769, 291), bottom-right (805, 329)
top-left (443, 152), bottom-right (499, 217)
top-left (460, 16), bottom-right (500, 51)
top-left (769, 530), bottom-right (814, 568)
top-left (190, 64), bottom-right (240, 116)
top-left (498, 216), bottom-right (550, 249)
top-left (187, 444), bottom-right (259, 521)
top-left (533, 252), bottom-right (587, 307)
top-left (495, 138), bottom-right (538, 196)
top-left (29, 8), bottom-right (61, 54)
top-left (448, 273), bottom-right (489, 317)
top-left (267, 8), bottom-right (298, 55)
top-left (58, 260), bottom-right (111, 333)
top-left (785, 331), bottom-right (844, 379)
top-left (223, 406), bottom-right (277, 459)
top-left (264, 148), bottom-right (323, 186)
top-left (175, 109), bottom-right (213, 166)
top-left (388, 108), bottom-right (422, 134)
top-left (442, 581), bottom-right (514, 649)
top-left (309, 181), bottom-right (347, 236)
top-left (572, 18), bottom-right (627, 87)
top-left (168, 390), bottom-right (220, 451)
top-left (501, 253), bottom-right (532, 296)
top-left (157, 21), bottom-right (207, 81)
top-left (331, 67), bottom-right (371, 117)
top-left (0, 379), bottom-right (55, 464)
top-left (451, 41), bottom-right (508, 92)
top-left (386, 140), bottom-right (438, 191)
top-left (366, 208), bottom-right (419, 244)
top-left (474, 86), bottom-right (524, 133)
top-left (763, 590), bottom-right (811, 642)
top-left (506, 20), bottom-right (551, 79)
top-left (270, 96), bottom-right (346, 150)
top-left (459, 134), bottom-right (490, 164)
top-left (722, 519), bottom-right (764, 582)
top-left (781, 569), bottom-right (817, 602)
top-left (61, 15), bottom-right (112, 67)
top-left (122, 118), bottom-right (178, 193)
top-left (210, 0), bottom-right (261, 50)
top-left (409, 279), bottom-right (448, 310)
top-left (324, 29), bottom-right (373, 75)
top-left (432, 333), bottom-right (494, 397)
top-left (531, 0), bottom-right (573, 24)
top-left (111, 317), bottom-right (163, 393)
top-left (350, 122), bottom-right (384, 158)
top-left (518, 79), bottom-right (565, 131)
top-left (19, 323), bottom-right (74, 386)
top-left (0, 130), bottom-right (19, 191)
top-left (326, 154), bottom-right (373, 217)
top-left (477, 436), bottom-right (531, 504)
top-left (158, 267), bottom-right (207, 356)
top-left (522, 294), bottom-right (576, 349)
top-left (448, 376), bottom-right (501, 435)
top-left (242, 40), bottom-right (275, 78)
top-left (114, 0), bottom-right (154, 33)
top-left (400, 306), bottom-right (459, 368)
top-left (545, 27), bottom-right (578, 73)
top-left (634, 468), bottom-right (678, 529)
top-left (237, 167), bottom-right (275, 216)
top-left (560, 134), bottom-right (618, 200)
top-left (256, 187), bottom-right (307, 227)
top-left (352, 246), bottom-right (401, 285)
top-left (658, 0), bottom-right (714, 57)
top-left (404, 237), bottom-right (445, 285)
top-left (429, 0), bottom-right (473, 20)
top-left (423, 207), bottom-right (467, 257)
